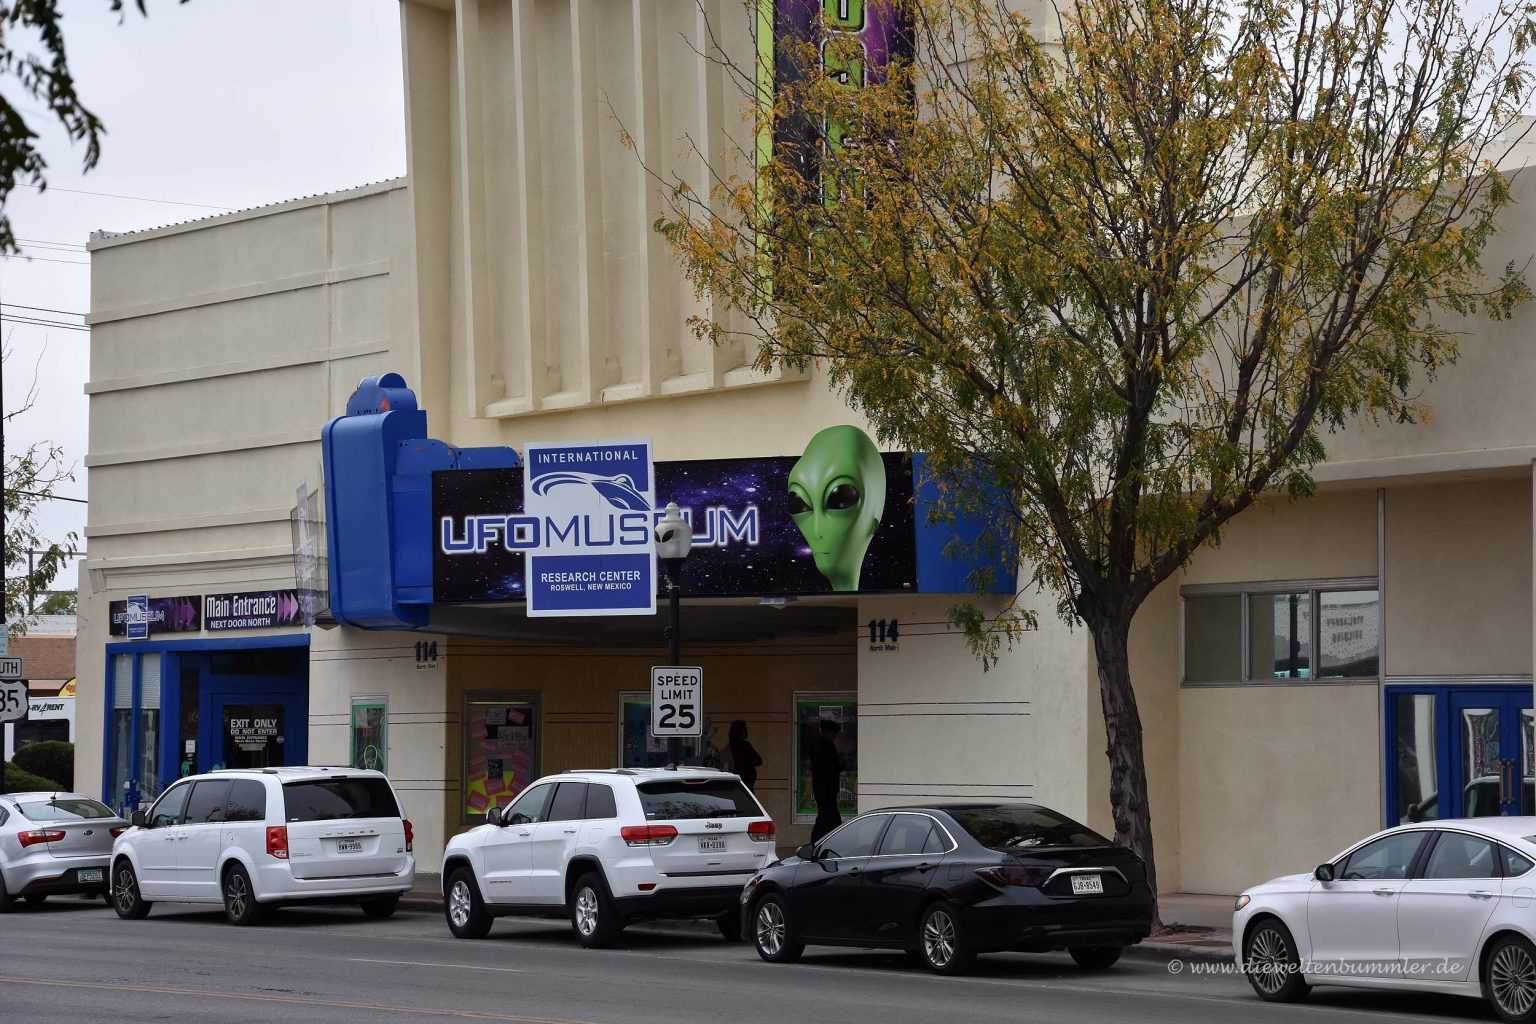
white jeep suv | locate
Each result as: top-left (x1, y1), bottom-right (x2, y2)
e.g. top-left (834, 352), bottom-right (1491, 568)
top-left (111, 767), bottom-right (415, 924)
top-left (442, 767), bottom-right (775, 946)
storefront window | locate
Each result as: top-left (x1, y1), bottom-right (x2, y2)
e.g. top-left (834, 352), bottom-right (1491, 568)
top-left (351, 697), bottom-right (388, 772)
top-left (109, 654), bottom-right (134, 808)
top-left (1392, 693), bottom-right (1439, 824)
top-left (463, 695), bottom-right (539, 821)
top-left (1318, 589), bottom-right (1379, 677)
top-left (1183, 595), bottom-right (1242, 682)
top-left (793, 694), bottom-right (857, 823)
top-left (619, 693), bottom-right (717, 768)
top-left (136, 654), bottom-right (163, 801)
top-left (1249, 592), bottom-right (1311, 679)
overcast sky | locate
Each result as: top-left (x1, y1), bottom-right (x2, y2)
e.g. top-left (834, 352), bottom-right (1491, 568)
top-left (1, 0), bottom-right (406, 594)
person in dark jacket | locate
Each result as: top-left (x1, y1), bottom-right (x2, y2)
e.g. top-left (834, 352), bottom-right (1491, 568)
top-left (727, 719), bottom-right (763, 791)
top-left (809, 719), bottom-right (843, 842)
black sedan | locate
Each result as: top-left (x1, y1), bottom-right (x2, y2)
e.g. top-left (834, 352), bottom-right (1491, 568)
top-left (740, 803), bottom-right (1154, 974)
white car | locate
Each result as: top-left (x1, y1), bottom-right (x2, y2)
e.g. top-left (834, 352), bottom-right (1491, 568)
top-left (111, 767), bottom-right (415, 925)
top-left (1235, 818), bottom-right (1536, 1023)
top-left (442, 767), bottom-right (775, 946)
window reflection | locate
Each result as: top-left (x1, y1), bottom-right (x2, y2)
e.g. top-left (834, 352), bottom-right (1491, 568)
top-left (1394, 693), bottom-right (1439, 824)
top-left (1249, 593), bottom-right (1311, 679)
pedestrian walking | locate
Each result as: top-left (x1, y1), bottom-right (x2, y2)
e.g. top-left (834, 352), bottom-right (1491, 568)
top-left (727, 720), bottom-right (763, 791)
top-left (809, 719), bottom-right (843, 842)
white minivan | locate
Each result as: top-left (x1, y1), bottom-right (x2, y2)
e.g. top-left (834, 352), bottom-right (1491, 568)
top-left (111, 767), bottom-right (415, 924)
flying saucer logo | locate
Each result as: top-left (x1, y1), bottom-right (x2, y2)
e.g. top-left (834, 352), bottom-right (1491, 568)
top-left (530, 471), bottom-right (652, 512)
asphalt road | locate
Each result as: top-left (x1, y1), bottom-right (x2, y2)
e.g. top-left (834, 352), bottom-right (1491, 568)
top-left (0, 898), bottom-right (1506, 1024)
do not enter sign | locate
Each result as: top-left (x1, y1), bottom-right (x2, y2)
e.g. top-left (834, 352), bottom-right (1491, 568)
top-left (650, 666), bottom-right (702, 738)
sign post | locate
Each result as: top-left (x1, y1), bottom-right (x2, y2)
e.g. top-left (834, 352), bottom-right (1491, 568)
top-left (650, 666), bottom-right (703, 746)
top-left (0, 658), bottom-right (27, 794)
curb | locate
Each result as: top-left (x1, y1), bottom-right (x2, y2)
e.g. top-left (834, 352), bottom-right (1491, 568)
top-left (1123, 941), bottom-right (1234, 963)
top-left (399, 892), bottom-right (1236, 962)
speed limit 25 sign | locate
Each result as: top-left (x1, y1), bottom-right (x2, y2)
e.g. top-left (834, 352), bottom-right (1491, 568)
top-left (650, 666), bottom-right (702, 738)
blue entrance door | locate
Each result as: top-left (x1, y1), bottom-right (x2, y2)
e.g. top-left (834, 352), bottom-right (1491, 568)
top-left (1448, 689), bottom-right (1533, 818)
top-left (199, 681), bottom-right (308, 773)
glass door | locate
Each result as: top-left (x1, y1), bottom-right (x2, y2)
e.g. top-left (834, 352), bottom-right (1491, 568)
top-left (1449, 690), bottom-right (1534, 818)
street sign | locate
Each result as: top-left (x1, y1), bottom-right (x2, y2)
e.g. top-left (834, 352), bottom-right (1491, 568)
top-left (523, 439), bottom-right (656, 617)
top-left (650, 666), bottom-right (703, 738)
top-left (0, 657), bottom-right (22, 679)
top-left (0, 680), bottom-right (28, 724)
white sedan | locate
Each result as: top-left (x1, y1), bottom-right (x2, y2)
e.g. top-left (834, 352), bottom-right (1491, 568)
top-left (1235, 819), bottom-right (1536, 1022)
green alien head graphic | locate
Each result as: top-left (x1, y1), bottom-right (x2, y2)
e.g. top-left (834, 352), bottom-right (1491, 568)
top-left (788, 425), bottom-right (887, 591)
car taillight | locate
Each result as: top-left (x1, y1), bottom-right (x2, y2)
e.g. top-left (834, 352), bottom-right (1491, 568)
top-left (404, 819), bottom-right (414, 853)
top-left (620, 825), bottom-right (678, 847)
top-left (110, 826), bottom-right (128, 839)
top-left (266, 825), bottom-right (289, 860)
top-left (748, 820), bottom-right (776, 843)
top-left (975, 864), bottom-right (1053, 888)
top-left (17, 829), bottom-right (65, 848)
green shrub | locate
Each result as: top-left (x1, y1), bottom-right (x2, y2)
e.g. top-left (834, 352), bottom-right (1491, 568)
top-left (13, 741), bottom-right (73, 790)
top-left (2, 762), bottom-right (62, 794)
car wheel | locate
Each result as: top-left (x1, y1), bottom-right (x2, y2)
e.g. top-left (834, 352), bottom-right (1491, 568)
top-left (112, 860), bottom-right (151, 920)
top-left (1069, 945), bottom-right (1123, 970)
top-left (1486, 934), bottom-right (1536, 1023)
top-left (570, 872), bottom-right (622, 949)
top-left (362, 893), bottom-right (401, 920)
top-left (23, 894), bottom-right (47, 907)
top-left (222, 864), bottom-right (266, 926)
top-left (445, 868), bottom-right (493, 939)
top-left (916, 902), bottom-right (975, 975)
top-left (717, 908), bottom-right (743, 943)
top-left (1242, 917), bottom-right (1310, 1003)
top-left (751, 893), bottom-right (803, 964)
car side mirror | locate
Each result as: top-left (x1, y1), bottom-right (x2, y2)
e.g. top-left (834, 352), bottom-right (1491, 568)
top-left (486, 807), bottom-right (504, 827)
top-left (1314, 862), bottom-right (1335, 882)
top-left (131, 810), bottom-right (147, 828)
top-left (795, 843), bottom-right (818, 861)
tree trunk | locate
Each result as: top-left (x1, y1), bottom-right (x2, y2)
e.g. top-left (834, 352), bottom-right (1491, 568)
top-left (1089, 613), bottom-right (1161, 927)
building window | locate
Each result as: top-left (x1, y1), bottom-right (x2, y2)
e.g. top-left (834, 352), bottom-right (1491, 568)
top-left (1182, 582), bottom-right (1379, 685)
top-left (1392, 692), bottom-right (1438, 823)
top-left (350, 697), bottom-right (388, 772)
top-left (792, 693), bottom-right (857, 824)
top-left (1183, 595), bottom-right (1242, 683)
top-left (618, 692), bottom-right (718, 768)
top-left (1249, 592), bottom-right (1311, 679)
top-left (462, 694), bottom-right (538, 823)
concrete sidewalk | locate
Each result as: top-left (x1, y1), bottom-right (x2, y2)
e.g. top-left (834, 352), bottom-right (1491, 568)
top-left (404, 875), bottom-right (1235, 962)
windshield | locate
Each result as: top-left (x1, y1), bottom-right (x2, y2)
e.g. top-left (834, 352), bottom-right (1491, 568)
top-left (282, 778), bottom-right (400, 823)
top-left (947, 806), bottom-right (1109, 850)
top-left (16, 798), bottom-right (116, 822)
top-left (637, 778), bottom-right (761, 820)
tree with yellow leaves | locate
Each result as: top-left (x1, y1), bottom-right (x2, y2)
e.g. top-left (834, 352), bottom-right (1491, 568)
top-left (654, 0), bottom-right (1534, 908)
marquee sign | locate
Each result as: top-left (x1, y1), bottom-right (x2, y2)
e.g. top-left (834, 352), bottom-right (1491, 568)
top-left (433, 430), bottom-right (918, 605)
top-left (109, 596), bottom-right (202, 638)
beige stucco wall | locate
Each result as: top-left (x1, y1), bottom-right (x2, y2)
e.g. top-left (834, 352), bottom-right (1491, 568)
top-left (78, 182), bottom-right (411, 800)
top-left (1178, 684), bottom-right (1380, 894)
top-left (1385, 478), bottom-right (1533, 677)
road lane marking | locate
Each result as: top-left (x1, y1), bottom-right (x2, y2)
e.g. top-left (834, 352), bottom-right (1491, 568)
top-left (351, 957), bottom-right (525, 973)
top-left (0, 976), bottom-right (596, 1023)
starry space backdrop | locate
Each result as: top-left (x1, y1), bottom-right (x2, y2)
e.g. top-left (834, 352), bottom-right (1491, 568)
top-left (431, 454), bottom-right (916, 604)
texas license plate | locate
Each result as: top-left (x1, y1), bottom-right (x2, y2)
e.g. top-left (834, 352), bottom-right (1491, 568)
top-left (698, 837), bottom-right (726, 853)
top-left (1070, 874), bottom-right (1105, 895)
top-left (77, 868), bottom-right (103, 883)
top-left (337, 839), bottom-right (364, 854)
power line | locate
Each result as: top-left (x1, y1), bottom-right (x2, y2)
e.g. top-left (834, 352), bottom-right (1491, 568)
top-left (2, 303), bottom-right (86, 318)
top-left (18, 241), bottom-right (88, 254)
top-left (0, 254), bottom-right (89, 267)
top-left (8, 489), bottom-right (88, 505)
top-left (14, 182), bottom-right (234, 211)
top-left (1, 315), bottom-right (90, 332)
top-left (16, 238), bottom-right (86, 250)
